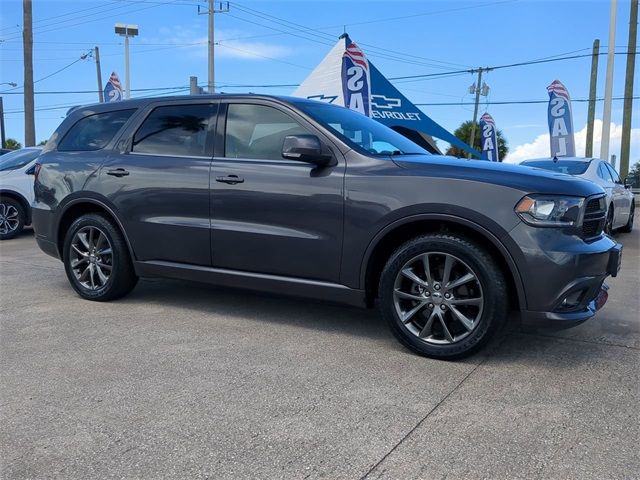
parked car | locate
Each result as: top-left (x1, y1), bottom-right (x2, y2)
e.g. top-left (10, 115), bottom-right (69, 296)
top-left (520, 157), bottom-right (635, 234)
top-left (0, 147), bottom-right (42, 240)
top-left (32, 95), bottom-right (622, 359)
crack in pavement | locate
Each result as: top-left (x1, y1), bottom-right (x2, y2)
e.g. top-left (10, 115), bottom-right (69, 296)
top-left (360, 334), bottom-right (509, 480)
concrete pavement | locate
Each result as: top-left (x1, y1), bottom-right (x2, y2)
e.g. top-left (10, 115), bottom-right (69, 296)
top-left (1, 224), bottom-right (638, 479)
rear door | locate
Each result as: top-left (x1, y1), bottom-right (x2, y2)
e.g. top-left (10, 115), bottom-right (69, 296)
top-left (210, 101), bottom-right (345, 282)
top-left (98, 100), bottom-right (217, 266)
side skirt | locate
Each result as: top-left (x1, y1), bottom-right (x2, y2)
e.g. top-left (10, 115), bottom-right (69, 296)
top-left (134, 260), bottom-right (368, 308)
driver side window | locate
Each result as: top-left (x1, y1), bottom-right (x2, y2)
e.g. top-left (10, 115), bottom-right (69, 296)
top-left (598, 163), bottom-right (614, 182)
top-left (605, 163), bottom-right (621, 184)
top-left (224, 104), bottom-right (309, 160)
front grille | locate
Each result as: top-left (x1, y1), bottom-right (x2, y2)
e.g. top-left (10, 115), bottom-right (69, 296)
top-left (582, 195), bottom-right (607, 239)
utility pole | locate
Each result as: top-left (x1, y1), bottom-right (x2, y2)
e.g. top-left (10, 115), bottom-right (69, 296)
top-left (585, 39), bottom-right (600, 157)
top-left (201, 1), bottom-right (229, 93)
top-left (600, 0), bottom-right (618, 161)
top-left (23, 0), bottom-right (35, 146)
top-left (95, 46), bottom-right (104, 103)
top-left (467, 67), bottom-right (489, 159)
top-left (0, 97), bottom-right (6, 149)
top-left (620, 0), bottom-right (638, 180)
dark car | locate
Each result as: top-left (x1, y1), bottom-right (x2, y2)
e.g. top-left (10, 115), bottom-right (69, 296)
top-left (32, 95), bottom-right (622, 359)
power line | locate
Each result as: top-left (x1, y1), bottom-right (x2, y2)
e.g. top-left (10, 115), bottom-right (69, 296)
top-left (229, 2), bottom-right (469, 70)
top-left (387, 51), bottom-right (637, 82)
top-left (415, 96), bottom-right (640, 106)
top-left (0, 0), bottom-right (190, 42)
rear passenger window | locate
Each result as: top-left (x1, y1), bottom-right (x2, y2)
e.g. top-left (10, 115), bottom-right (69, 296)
top-left (132, 104), bottom-right (217, 157)
top-left (58, 109), bottom-right (135, 151)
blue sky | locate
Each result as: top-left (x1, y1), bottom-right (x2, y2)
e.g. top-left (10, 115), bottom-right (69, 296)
top-left (0, 0), bottom-right (638, 166)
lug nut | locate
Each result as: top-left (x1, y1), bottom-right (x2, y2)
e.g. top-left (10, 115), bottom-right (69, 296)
top-left (440, 304), bottom-right (447, 311)
top-left (434, 284), bottom-right (441, 290)
top-left (444, 293), bottom-right (451, 299)
top-left (428, 303), bottom-right (434, 309)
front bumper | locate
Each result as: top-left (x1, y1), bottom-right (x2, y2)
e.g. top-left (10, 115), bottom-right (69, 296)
top-left (519, 242), bottom-right (621, 330)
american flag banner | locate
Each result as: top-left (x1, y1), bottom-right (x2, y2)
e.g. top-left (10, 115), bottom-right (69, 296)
top-left (104, 71), bottom-right (123, 103)
top-left (479, 113), bottom-right (499, 161)
top-left (344, 43), bottom-right (369, 71)
top-left (341, 41), bottom-right (372, 116)
top-left (547, 79), bottom-right (575, 157)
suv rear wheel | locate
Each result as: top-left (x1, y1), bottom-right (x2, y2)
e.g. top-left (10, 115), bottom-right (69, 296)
top-left (0, 197), bottom-right (26, 240)
top-left (379, 233), bottom-right (508, 359)
top-left (63, 214), bottom-right (138, 301)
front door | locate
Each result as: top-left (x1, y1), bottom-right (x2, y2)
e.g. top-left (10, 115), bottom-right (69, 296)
top-left (210, 101), bottom-right (344, 282)
top-left (98, 101), bottom-right (217, 266)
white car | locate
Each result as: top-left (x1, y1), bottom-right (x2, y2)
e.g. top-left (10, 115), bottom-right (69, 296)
top-left (0, 147), bottom-right (42, 240)
top-left (520, 157), bottom-right (635, 234)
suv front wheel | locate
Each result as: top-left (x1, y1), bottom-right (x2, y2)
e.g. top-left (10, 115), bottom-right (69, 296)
top-left (63, 214), bottom-right (138, 301)
top-left (379, 233), bottom-right (508, 359)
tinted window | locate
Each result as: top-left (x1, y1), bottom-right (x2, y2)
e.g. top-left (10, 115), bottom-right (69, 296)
top-left (295, 101), bottom-right (428, 156)
top-left (133, 104), bottom-right (217, 157)
top-left (604, 163), bottom-right (621, 183)
top-left (0, 148), bottom-right (41, 171)
top-left (597, 163), bottom-right (614, 182)
top-left (225, 104), bottom-right (309, 160)
top-left (59, 109), bottom-right (135, 151)
top-left (520, 160), bottom-right (590, 175)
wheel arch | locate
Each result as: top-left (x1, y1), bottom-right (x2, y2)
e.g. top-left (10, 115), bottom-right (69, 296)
top-left (362, 214), bottom-right (526, 311)
top-left (55, 198), bottom-right (135, 261)
top-left (0, 189), bottom-right (31, 224)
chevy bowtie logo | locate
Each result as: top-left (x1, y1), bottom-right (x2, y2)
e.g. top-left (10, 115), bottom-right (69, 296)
top-left (306, 94), bottom-right (338, 104)
top-left (371, 95), bottom-right (401, 109)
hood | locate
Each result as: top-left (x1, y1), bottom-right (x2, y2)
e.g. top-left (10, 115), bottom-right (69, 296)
top-left (392, 155), bottom-right (605, 198)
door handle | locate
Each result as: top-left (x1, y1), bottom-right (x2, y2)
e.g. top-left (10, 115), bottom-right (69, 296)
top-left (106, 168), bottom-right (130, 177)
top-left (216, 175), bottom-right (244, 185)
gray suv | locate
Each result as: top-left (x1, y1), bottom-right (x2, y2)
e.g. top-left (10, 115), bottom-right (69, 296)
top-left (32, 95), bottom-right (622, 359)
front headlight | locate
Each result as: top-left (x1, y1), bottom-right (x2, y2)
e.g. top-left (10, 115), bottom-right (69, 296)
top-left (515, 195), bottom-right (584, 227)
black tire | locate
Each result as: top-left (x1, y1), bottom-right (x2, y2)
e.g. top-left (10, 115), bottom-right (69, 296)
top-left (63, 213), bottom-right (138, 301)
top-left (379, 233), bottom-right (508, 360)
top-left (0, 197), bottom-right (26, 240)
top-left (604, 205), bottom-right (615, 236)
top-left (619, 202), bottom-right (634, 233)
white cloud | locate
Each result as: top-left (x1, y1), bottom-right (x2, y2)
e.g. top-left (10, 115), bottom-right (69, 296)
top-left (145, 25), bottom-right (292, 61)
top-left (504, 120), bottom-right (640, 173)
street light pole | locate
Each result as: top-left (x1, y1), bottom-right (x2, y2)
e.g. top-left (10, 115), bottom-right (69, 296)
top-left (124, 35), bottom-right (130, 99)
top-left (115, 23), bottom-right (139, 99)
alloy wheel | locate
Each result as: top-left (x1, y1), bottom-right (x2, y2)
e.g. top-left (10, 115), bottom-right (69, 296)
top-left (393, 252), bottom-right (484, 345)
top-left (0, 203), bottom-right (20, 235)
top-left (69, 226), bottom-right (113, 290)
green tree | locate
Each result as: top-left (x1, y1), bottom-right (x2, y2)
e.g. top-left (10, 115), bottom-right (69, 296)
top-left (626, 160), bottom-right (640, 188)
top-left (38, 140), bottom-right (47, 146)
top-left (4, 138), bottom-right (22, 150)
top-left (445, 120), bottom-right (508, 161)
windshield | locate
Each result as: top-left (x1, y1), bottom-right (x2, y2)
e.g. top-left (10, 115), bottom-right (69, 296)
top-left (0, 148), bottom-right (41, 172)
top-left (520, 160), bottom-right (590, 175)
top-left (296, 102), bottom-right (428, 156)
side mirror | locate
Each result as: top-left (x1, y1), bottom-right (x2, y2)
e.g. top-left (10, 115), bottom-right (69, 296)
top-left (282, 134), bottom-right (333, 167)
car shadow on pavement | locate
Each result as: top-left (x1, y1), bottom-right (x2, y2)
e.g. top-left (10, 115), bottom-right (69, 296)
top-left (111, 277), bottom-right (617, 366)
top-left (123, 277), bottom-right (395, 343)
